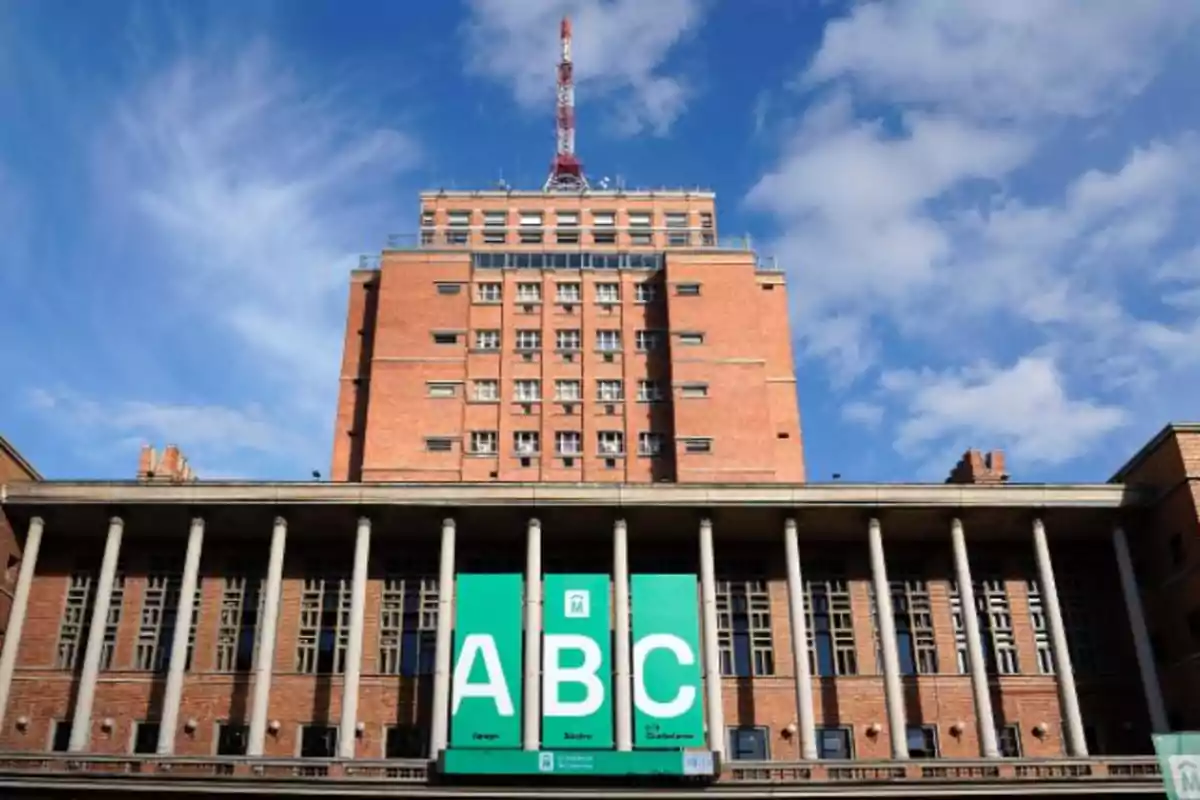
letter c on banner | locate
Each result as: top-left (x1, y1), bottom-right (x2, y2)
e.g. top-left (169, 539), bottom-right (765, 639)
top-left (632, 633), bottom-right (696, 719)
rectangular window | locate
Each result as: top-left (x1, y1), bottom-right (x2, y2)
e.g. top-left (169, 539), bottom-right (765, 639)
top-left (630, 232), bottom-right (653, 246)
top-left (555, 380), bottom-right (581, 401)
top-left (951, 578), bottom-right (1018, 675)
top-left (51, 720), bottom-right (71, 752)
top-left (517, 283), bottom-right (542, 302)
top-left (556, 211), bottom-right (579, 227)
top-left (638, 432), bottom-right (664, 456)
top-left (519, 211), bottom-right (543, 227)
top-left (514, 379), bottom-right (541, 401)
top-left (869, 575), bottom-right (937, 676)
top-left (556, 431), bottom-right (581, 456)
top-left (483, 211), bottom-right (507, 227)
top-left (595, 283), bottom-right (620, 303)
top-left (907, 725), bottom-right (939, 759)
top-left (556, 230), bottom-right (580, 244)
top-left (635, 330), bottom-right (661, 351)
top-left (514, 431), bottom-right (540, 455)
top-left (556, 283), bottom-right (581, 303)
top-left (680, 383), bottom-right (709, 398)
top-left (483, 230), bottom-right (507, 244)
top-left (806, 567), bottom-right (857, 676)
top-left (470, 431), bottom-right (498, 454)
top-left (386, 725), bottom-right (426, 758)
top-left (1057, 573), bottom-right (1100, 675)
top-left (556, 329), bottom-right (580, 350)
top-left (592, 231), bottom-right (616, 245)
top-left (667, 231), bottom-right (691, 246)
top-left (727, 726), bottom-right (769, 761)
top-left (446, 230), bottom-right (468, 245)
top-left (700, 212), bottom-right (713, 229)
top-left (101, 575), bottom-right (125, 670)
top-left (817, 727), bottom-right (853, 760)
top-left (473, 379), bottom-right (499, 401)
top-left (637, 380), bottom-right (663, 402)
top-left (596, 330), bottom-right (621, 351)
top-left (427, 382), bottom-right (457, 398)
top-left (592, 211), bottom-right (615, 227)
top-left (678, 332), bottom-right (705, 346)
top-left (55, 573), bottom-right (92, 670)
top-left (675, 283), bottom-right (701, 296)
top-left (420, 211), bottom-right (434, 227)
top-left (216, 576), bottom-right (263, 672)
top-left (997, 724), bottom-right (1021, 757)
top-left (681, 437), bottom-right (713, 454)
top-left (476, 282), bottom-right (502, 302)
top-left (425, 437), bottom-right (453, 452)
top-left (300, 725), bottom-right (339, 758)
top-left (598, 431), bottom-right (625, 456)
top-left (597, 379), bottom-right (623, 401)
top-left (515, 330), bottom-right (541, 350)
top-left (435, 283), bottom-right (461, 295)
top-left (135, 572), bottom-right (200, 672)
top-left (519, 230), bottom-right (544, 244)
top-left (446, 210), bottom-right (471, 228)
top-left (628, 212), bottom-right (651, 228)
top-left (216, 723), bottom-right (249, 756)
top-left (717, 579), bottom-right (774, 676)
top-left (432, 332), bottom-right (459, 345)
top-left (474, 330), bottom-right (499, 350)
top-left (379, 576), bottom-right (438, 676)
top-left (634, 283), bottom-right (657, 303)
top-left (664, 212), bottom-right (688, 228)
top-left (133, 721), bottom-right (160, 754)
top-left (296, 576), bottom-right (350, 674)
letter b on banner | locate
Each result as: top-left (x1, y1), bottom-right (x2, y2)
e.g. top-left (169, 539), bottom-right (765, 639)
top-left (542, 574), bottom-right (613, 748)
top-left (631, 574), bottom-right (705, 748)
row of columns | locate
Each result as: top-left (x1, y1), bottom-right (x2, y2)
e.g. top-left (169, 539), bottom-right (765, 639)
top-left (0, 512), bottom-right (1171, 760)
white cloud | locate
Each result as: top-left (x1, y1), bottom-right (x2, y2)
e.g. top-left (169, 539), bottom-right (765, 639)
top-left (463, 0), bottom-right (706, 136)
top-left (881, 356), bottom-right (1127, 467)
top-left (841, 401), bottom-right (883, 430)
top-left (805, 0), bottom-right (1200, 121)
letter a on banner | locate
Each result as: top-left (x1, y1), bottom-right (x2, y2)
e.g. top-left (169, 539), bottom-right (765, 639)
top-left (542, 574), bottom-right (613, 748)
top-left (450, 573), bottom-right (523, 749)
top-left (630, 574), bottom-right (705, 748)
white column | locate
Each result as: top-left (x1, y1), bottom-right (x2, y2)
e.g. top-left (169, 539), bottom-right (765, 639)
top-left (1032, 517), bottom-right (1087, 756)
top-left (950, 518), bottom-right (999, 758)
top-left (429, 518), bottom-right (457, 757)
top-left (613, 518), bottom-right (633, 751)
top-left (156, 516), bottom-right (205, 755)
top-left (523, 518), bottom-right (542, 751)
top-left (783, 518), bottom-right (818, 760)
top-left (338, 516), bottom-right (372, 758)
top-left (247, 516), bottom-right (287, 757)
top-left (68, 516), bottom-right (124, 752)
top-left (698, 517), bottom-right (725, 758)
top-left (868, 517), bottom-right (908, 760)
top-left (1112, 524), bottom-right (1168, 733)
top-left (0, 516), bottom-right (44, 731)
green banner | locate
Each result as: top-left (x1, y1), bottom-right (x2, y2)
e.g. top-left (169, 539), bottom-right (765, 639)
top-left (441, 748), bottom-right (715, 776)
top-left (1154, 732), bottom-right (1200, 799)
top-left (542, 574), bottom-right (613, 749)
top-left (450, 573), bottom-right (524, 749)
top-left (630, 574), bottom-right (705, 749)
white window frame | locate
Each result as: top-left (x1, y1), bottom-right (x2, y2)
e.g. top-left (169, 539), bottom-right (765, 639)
top-left (517, 283), bottom-right (542, 302)
top-left (519, 211), bottom-right (544, 227)
top-left (638, 432), bottom-right (664, 456)
top-left (513, 431), bottom-right (540, 456)
top-left (447, 210), bottom-right (471, 228)
top-left (476, 283), bottom-right (502, 303)
top-left (473, 379), bottom-right (499, 401)
top-left (678, 332), bottom-right (705, 346)
top-left (426, 382), bottom-right (457, 398)
top-left (556, 211), bottom-right (580, 227)
top-left (556, 329), bottom-right (581, 350)
top-left (596, 330), bottom-right (621, 351)
top-left (470, 431), bottom-right (497, 455)
top-left (681, 437), bottom-right (713, 454)
top-left (483, 230), bottom-right (507, 244)
top-left (597, 380), bottom-right (623, 402)
top-left (556, 431), bottom-right (581, 456)
top-left (514, 380), bottom-right (541, 402)
top-left (628, 212), bottom-right (652, 228)
top-left (664, 212), bottom-right (688, 229)
top-left (483, 211), bottom-right (507, 228)
top-left (556, 283), bottom-right (581, 303)
top-left (555, 380), bottom-right (582, 401)
top-left (475, 330), bottom-right (500, 350)
top-left (515, 330), bottom-right (541, 350)
top-left (680, 382), bottom-right (709, 399)
top-left (592, 211), bottom-right (615, 227)
top-left (595, 283), bottom-right (620, 303)
top-left (598, 431), bottom-right (625, 456)
top-left (634, 284), bottom-right (658, 303)
top-left (637, 380), bottom-right (664, 402)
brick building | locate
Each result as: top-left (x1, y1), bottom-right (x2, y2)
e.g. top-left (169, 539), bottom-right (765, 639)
top-left (0, 436), bottom-right (40, 654)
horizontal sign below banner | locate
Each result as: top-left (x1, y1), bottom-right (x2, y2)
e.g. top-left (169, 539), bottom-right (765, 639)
top-left (441, 749), bottom-right (716, 777)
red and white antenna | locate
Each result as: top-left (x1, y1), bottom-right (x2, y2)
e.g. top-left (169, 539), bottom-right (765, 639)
top-left (544, 16), bottom-right (588, 192)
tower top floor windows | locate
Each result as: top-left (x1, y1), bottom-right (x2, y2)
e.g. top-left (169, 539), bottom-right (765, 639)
top-left (472, 252), bottom-right (662, 270)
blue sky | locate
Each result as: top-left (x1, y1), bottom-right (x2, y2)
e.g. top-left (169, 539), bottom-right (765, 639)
top-left (2, 0), bottom-right (1199, 483)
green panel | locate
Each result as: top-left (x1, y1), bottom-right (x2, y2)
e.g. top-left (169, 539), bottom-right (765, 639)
top-left (450, 573), bottom-right (524, 749)
top-left (541, 574), bottom-right (613, 749)
top-left (441, 748), bottom-right (715, 777)
top-left (630, 574), bottom-right (705, 749)
top-left (1154, 732), bottom-right (1200, 799)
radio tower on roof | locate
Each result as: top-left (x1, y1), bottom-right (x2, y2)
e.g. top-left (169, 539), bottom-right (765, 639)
top-left (544, 16), bottom-right (588, 192)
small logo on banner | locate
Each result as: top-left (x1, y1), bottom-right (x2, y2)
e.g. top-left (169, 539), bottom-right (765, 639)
top-left (564, 590), bottom-right (590, 619)
top-left (538, 752), bottom-right (555, 773)
top-left (1170, 756), bottom-right (1200, 798)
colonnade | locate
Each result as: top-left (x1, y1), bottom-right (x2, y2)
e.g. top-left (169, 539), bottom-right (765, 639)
top-left (0, 512), bottom-right (1170, 759)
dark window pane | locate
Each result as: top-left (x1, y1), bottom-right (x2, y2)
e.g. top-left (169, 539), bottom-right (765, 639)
top-left (217, 724), bottom-right (248, 756)
top-left (817, 727), bottom-right (851, 759)
top-left (51, 721), bottom-right (71, 752)
top-left (134, 722), bottom-right (160, 754)
top-left (386, 725), bottom-right (425, 758)
top-left (816, 633), bottom-right (834, 676)
top-left (301, 726), bottom-right (338, 758)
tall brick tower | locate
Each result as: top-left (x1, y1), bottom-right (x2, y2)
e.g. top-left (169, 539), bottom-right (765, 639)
top-left (330, 20), bottom-right (805, 484)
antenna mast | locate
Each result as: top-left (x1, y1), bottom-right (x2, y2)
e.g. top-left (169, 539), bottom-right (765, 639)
top-left (544, 16), bottom-right (588, 192)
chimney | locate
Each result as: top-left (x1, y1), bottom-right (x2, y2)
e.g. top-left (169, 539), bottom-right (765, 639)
top-left (946, 449), bottom-right (1009, 485)
top-left (137, 444), bottom-right (198, 483)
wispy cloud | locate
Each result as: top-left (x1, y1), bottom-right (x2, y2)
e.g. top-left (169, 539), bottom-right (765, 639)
top-left (463, 0), bottom-right (708, 136)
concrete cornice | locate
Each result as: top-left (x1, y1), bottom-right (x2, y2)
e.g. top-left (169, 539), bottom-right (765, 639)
top-left (0, 481), bottom-right (1143, 508)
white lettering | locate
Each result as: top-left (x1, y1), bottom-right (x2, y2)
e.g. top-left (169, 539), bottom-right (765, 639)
top-left (543, 634), bottom-right (604, 717)
top-left (632, 633), bottom-right (696, 719)
top-left (452, 634), bottom-right (514, 716)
